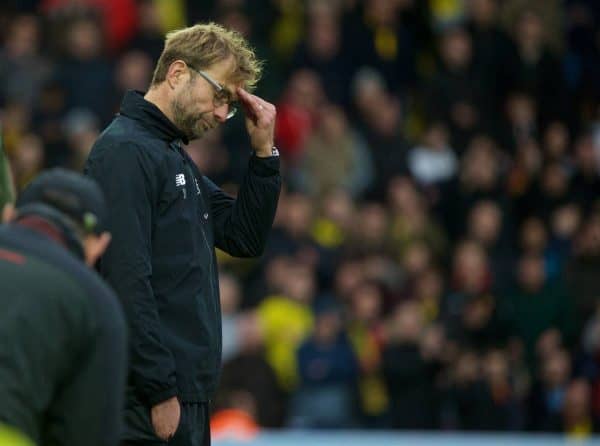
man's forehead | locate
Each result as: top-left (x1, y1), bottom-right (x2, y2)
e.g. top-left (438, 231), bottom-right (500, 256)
top-left (214, 80), bottom-right (241, 102)
top-left (220, 77), bottom-right (243, 102)
top-left (226, 83), bottom-right (242, 101)
top-left (208, 57), bottom-right (242, 100)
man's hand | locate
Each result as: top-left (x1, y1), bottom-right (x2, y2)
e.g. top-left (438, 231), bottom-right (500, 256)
top-left (237, 87), bottom-right (276, 157)
top-left (151, 396), bottom-right (181, 441)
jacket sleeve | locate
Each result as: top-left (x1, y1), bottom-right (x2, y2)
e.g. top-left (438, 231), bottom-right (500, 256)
top-left (85, 143), bottom-right (178, 406)
top-left (207, 153), bottom-right (281, 257)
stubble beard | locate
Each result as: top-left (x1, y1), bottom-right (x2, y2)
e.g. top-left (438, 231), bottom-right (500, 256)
top-left (171, 93), bottom-right (206, 141)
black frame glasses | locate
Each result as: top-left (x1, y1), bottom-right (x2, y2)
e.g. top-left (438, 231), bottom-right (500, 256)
top-left (187, 64), bottom-right (238, 120)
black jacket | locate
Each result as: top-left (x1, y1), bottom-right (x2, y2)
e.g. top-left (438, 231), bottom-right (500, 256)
top-left (0, 222), bottom-right (127, 446)
top-left (85, 90), bottom-right (281, 405)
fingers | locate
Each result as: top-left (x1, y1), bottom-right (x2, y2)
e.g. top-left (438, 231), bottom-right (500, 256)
top-left (238, 88), bottom-right (270, 122)
top-left (237, 87), bottom-right (276, 127)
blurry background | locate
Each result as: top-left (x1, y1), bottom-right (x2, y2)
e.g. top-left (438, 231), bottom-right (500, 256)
top-left (1, 0), bottom-right (600, 442)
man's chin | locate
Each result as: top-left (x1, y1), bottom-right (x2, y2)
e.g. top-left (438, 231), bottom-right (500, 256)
top-left (173, 118), bottom-right (205, 141)
top-left (180, 126), bottom-right (204, 141)
top-left (190, 127), bottom-right (205, 140)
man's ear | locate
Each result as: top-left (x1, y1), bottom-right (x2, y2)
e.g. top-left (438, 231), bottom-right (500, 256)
top-left (84, 232), bottom-right (111, 267)
top-left (2, 203), bottom-right (15, 223)
top-left (166, 60), bottom-right (188, 89)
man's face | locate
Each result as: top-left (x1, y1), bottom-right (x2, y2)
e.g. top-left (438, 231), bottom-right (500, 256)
top-left (519, 255), bottom-right (545, 292)
top-left (170, 58), bottom-right (238, 140)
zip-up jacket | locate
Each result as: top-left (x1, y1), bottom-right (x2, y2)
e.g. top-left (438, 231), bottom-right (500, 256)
top-left (0, 223), bottom-right (127, 446)
top-left (84, 90), bottom-right (281, 405)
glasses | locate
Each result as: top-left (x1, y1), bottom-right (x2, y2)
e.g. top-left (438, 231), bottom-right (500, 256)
top-left (187, 65), bottom-right (238, 120)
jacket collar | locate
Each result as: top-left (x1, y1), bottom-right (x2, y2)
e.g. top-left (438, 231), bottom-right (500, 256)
top-left (119, 90), bottom-right (189, 145)
top-left (15, 215), bottom-right (85, 261)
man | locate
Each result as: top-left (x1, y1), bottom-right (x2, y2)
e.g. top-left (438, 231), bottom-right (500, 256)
top-left (0, 168), bottom-right (127, 446)
top-left (85, 22), bottom-right (281, 445)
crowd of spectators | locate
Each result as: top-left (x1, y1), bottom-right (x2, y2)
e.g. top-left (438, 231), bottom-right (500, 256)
top-left (2, 0), bottom-right (600, 437)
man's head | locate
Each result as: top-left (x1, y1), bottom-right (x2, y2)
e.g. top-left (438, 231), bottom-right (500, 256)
top-left (148, 22), bottom-right (262, 140)
top-left (3, 168), bottom-right (111, 266)
top-left (518, 252), bottom-right (546, 293)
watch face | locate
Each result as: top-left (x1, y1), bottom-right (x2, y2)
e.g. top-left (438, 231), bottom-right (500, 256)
top-left (271, 147), bottom-right (280, 156)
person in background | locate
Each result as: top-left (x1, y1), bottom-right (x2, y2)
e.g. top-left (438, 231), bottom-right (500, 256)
top-left (210, 390), bottom-right (260, 442)
top-left (290, 298), bottom-right (359, 428)
top-left (0, 168), bottom-right (127, 446)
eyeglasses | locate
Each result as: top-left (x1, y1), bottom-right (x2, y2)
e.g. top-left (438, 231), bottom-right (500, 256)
top-left (187, 65), bottom-right (238, 120)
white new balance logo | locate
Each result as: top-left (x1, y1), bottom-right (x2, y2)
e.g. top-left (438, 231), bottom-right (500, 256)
top-left (175, 173), bottom-right (186, 187)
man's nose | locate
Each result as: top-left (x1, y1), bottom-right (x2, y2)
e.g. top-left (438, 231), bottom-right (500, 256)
top-left (214, 103), bottom-right (229, 123)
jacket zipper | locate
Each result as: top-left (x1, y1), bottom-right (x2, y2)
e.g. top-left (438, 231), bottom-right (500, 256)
top-left (172, 141), bottom-right (219, 336)
top-left (185, 162), bottom-right (217, 301)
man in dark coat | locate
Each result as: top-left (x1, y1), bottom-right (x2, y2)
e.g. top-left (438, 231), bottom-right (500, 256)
top-left (85, 22), bottom-right (281, 445)
top-left (0, 168), bottom-right (127, 446)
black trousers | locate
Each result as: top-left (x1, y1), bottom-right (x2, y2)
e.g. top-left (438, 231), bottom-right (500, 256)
top-left (121, 400), bottom-right (211, 446)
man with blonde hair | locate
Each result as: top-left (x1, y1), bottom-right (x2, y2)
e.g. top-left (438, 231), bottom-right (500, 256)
top-left (85, 23), bottom-right (281, 445)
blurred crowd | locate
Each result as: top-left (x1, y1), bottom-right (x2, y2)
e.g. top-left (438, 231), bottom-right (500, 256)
top-left (2, 0), bottom-right (600, 437)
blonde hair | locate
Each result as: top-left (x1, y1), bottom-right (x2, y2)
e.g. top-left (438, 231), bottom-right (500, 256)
top-left (151, 22), bottom-right (262, 90)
